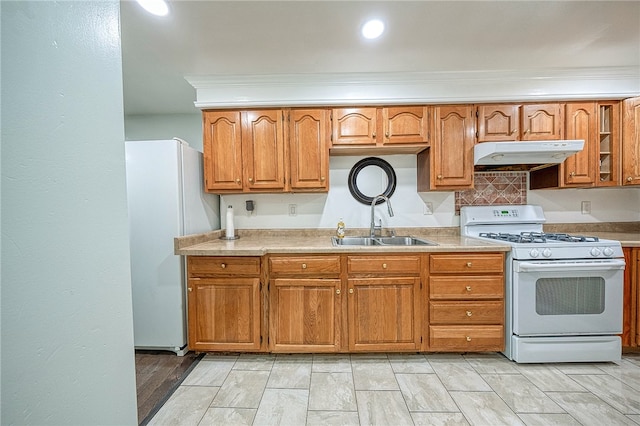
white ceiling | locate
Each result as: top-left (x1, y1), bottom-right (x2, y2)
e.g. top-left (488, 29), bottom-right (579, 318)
top-left (120, 0), bottom-right (640, 116)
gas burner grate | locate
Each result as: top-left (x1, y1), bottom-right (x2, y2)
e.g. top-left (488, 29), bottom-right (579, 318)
top-left (478, 231), bottom-right (600, 244)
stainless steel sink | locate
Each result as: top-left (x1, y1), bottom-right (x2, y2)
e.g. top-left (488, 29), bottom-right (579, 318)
top-left (331, 236), bottom-right (437, 246)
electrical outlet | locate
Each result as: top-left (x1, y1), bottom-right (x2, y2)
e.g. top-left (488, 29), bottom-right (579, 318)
top-left (581, 201), bottom-right (591, 214)
top-left (288, 204), bottom-right (297, 216)
top-left (423, 202), bottom-right (433, 215)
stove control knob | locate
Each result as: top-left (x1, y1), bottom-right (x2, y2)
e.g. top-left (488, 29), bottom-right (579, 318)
top-left (603, 247), bottom-right (614, 257)
top-left (590, 247), bottom-right (602, 257)
top-left (529, 249), bottom-right (540, 258)
top-left (542, 248), bottom-right (552, 258)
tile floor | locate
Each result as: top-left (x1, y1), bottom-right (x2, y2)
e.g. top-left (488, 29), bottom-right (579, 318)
top-left (148, 352), bottom-right (640, 426)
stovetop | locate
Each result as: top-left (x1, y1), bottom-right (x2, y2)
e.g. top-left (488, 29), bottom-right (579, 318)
top-left (478, 232), bottom-right (601, 244)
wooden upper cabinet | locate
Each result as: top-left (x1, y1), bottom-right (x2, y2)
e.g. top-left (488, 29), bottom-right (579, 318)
top-left (417, 105), bottom-right (475, 191)
top-left (521, 103), bottom-right (563, 140)
top-left (241, 110), bottom-right (286, 191)
top-left (562, 102), bottom-right (597, 187)
top-left (331, 106), bottom-right (430, 151)
top-left (203, 111), bottom-right (243, 191)
top-left (477, 104), bottom-right (520, 142)
top-left (623, 96), bottom-right (640, 185)
top-left (381, 106), bottom-right (429, 144)
top-left (596, 102), bottom-right (620, 187)
top-left (288, 109), bottom-right (330, 191)
top-left (331, 108), bottom-right (377, 145)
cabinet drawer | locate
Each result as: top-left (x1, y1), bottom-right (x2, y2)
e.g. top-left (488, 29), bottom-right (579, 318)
top-left (347, 255), bottom-right (421, 275)
top-left (429, 325), bottom-right (504, 351)
top-left (188, 256), bottom-right (261, 277)
top-left (429, 301), bottom-right (504, 324)
top-left (429, 253), bottom-right (504, 274)
top-left (269, 256), bottom-right (341, 276)
top-left (429, 276), bottom-right (504, 299)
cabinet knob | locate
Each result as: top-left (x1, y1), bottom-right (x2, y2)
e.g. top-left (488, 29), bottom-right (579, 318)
top-left (511, 129), bottom-right (517, 135)
top-left (220, 263), bottom-right (226, 269)
top-left (248, 177), bottom-right (253, 182)
top-left (372, 132), bottom-right (376, 138)
top-left (385, 131), bottom-right (389, 138)
top-left (349, 288), bottom-right (354, 294)
top-left (437, 175), bottom-right (443, 180)
top-left (466, 286), bottom-right (472, 292)
top-left (336, 289), bottom-right (341, 295)
top-left (466, 311), bottom-right (473, 317)
top-left (466, 336), bottom-right (472, 342)
top-left (382, 263), bottom-right (387, 269)
top-left (570, 172), bottom-right (576, 177)
top-left (525, 129), bottom-right (530, 133)
top-left (627, 176), bottom-right (633, 182)
top-left (235, 178), bottom-right (241, 184)
top-left (466, 262), bottom-right (472, 267)
top-left (321, 176), bottom-right (325, 181)
top-left (188, 287), bottom-right (192, 292)
top-left (301, 263), bottom-right (307, 269)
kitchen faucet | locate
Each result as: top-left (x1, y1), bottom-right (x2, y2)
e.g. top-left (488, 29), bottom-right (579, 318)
top-left (370, 194), bottom-right (394, 238)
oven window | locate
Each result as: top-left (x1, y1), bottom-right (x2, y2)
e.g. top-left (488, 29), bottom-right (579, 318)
top-left (535, 277), bottom-right (605, 315)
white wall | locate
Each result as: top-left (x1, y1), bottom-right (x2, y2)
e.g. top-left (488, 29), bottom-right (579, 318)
top-left (1, 2), bottom-right (138, 424)
top-left (221, 155), bottom-right (640, 230)
top-left (223, 154), bottom-right (454, 230)
top-left (125, 113), bottom-right (203, 151)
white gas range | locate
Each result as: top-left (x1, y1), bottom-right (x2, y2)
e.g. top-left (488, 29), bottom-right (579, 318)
top-left (460, 205), bottom-right (625, 363)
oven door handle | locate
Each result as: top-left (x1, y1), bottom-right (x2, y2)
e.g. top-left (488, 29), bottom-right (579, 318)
top-left (515, 259), bottom-right (626, 273)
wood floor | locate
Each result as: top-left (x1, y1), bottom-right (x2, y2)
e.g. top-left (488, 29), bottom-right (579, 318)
top-left (135, 350), bottom-right (202, 425)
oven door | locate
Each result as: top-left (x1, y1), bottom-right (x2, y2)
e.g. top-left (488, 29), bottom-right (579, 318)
top-left (512, 259), bottom-right (625, 336)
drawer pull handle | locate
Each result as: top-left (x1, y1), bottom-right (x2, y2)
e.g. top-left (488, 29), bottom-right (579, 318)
top-left (466, 336), bottom-right (472, 342)
top-left (302, 263), bottom-right (307, 269)
top-left (466, 286), bottom-right (472, 292)
top-left (382, 263), bottom-right (387, 269)
top-left (220, 263), bottom-right (226, 269)
top-left (466, 262), bottom-right (472, 267)
top-left (466, 311), bottom-right (472, 317)
top-left (336, 289), bottom-right (341, 295)
top-left (349, 288), bottom-right (354, 294)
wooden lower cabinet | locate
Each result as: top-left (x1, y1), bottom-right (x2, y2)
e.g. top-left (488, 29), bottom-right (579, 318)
top-left (187, 277), bottom-right (262, 351)
top-left (268, 255), bottom-right (342, 352)
top-left (622, 247), bottom-right (639, 348)
top-left (269, 278), bottom-right (341, 352)
top-left (187, 252), bottom-right (506, 354)
top-left (187, 256), bottom-right (264, 352)
top-left (427, 253), bottom-right (505, 352)
top-left (348, 277), bottom-right (421, 351)
top-left (347, 255), bottom-right (422, 352)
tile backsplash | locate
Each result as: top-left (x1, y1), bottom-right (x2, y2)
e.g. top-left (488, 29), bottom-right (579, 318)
top-left (455, 172), bottom-right (527, 213)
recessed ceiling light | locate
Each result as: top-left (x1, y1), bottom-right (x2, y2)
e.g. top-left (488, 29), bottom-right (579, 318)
top-left (361, 19), bottom-right (385, 39)
top-left (137, 0), bottom-right (169, 16)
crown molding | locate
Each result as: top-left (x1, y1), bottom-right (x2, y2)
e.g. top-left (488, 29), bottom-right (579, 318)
top-left (185, 67), bottom-right (640, 109)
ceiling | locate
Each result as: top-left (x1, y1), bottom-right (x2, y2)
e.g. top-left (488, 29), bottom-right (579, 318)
top-left (120, 1), bottom-right (640, 116)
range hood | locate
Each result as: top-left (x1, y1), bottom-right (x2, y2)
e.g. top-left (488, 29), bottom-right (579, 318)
top-left (474, 140), bottom-right (585, 167)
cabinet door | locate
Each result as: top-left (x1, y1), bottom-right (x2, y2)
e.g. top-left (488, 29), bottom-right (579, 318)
top-left (347, 277), bottom-right (420, 351)
top-left (270, 278), bottom-right (341, 352)
top-left (332, 108), bottom-right (377, 145)
top-left (242, 110), bottom-right (286, 191)
top-left (203, 111), bottom-right (243, 191)
top-left (431, 105), bottom-right (475, 189)
top-left (563, 102), bottom-right (597, 187)
top-left (477, 104), bottom-right (520, 142)
top-left (622, 248), bottom-right (634, 347)
top-left (187, 277), bottom-right (261, 351)
top-left (288, 109), bottom-right (329, 191)
top-left (381, 106), bottom-right (429, 144)
top-left (622, 96), bottom-right (640, 185)
top-left (521, 103), bottom-right (563, 140)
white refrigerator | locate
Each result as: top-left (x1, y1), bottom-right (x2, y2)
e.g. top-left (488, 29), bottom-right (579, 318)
top-left (125, 139), bottom-right (220, 355)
